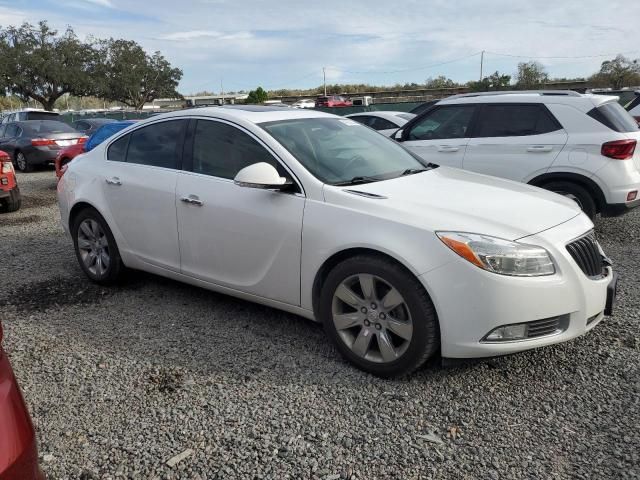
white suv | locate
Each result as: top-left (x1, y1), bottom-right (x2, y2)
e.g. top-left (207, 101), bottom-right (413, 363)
top-left (393, 91), bottom-right (640, 218)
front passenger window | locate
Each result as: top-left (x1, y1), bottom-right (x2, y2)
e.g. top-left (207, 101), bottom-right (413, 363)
top-left (192, 120), bottom-right (284, 179)
top-left (408, 106), bottom-right (476, 140)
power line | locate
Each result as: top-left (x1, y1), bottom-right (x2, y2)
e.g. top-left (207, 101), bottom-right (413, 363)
top-left (485, 50), bottom-right (640, 59)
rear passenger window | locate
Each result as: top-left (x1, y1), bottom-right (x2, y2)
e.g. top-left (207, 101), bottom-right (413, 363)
top-left (587, 102), bottom-right (639, 133)
top-left (370, 117), bottom-right (398, 131)
top-left (107, 135), bottom-right (129, 162)
top-left (126, 120), bottom-right (185, 169)
top-left (192, 120), bottom-right (284, 179)
top-left (475, 104), bottom-right (561, 137)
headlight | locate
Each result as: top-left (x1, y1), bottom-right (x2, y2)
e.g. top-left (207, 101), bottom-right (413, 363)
top-left (436, 232), bottom-right (555, 277)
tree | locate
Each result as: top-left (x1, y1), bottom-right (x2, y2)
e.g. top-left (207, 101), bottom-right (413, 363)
top-left (0, 21), bottom-right (99, 111)
top-left (96, 39), bottom-right (182, 110)
top-left (590, 55), bottom-right (640, 89)
top-left (246, 86), bottom-right (269, 103)
top-left (516, 61), bottom-right (549, 89)
top-left (424, 76), bottom-right (457, 89)
top-left (468, 71), bottom-right (511, 92)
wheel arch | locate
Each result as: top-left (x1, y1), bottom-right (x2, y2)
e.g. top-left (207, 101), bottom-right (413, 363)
top-left (528, 172), bottom-right (606, 213)
top-left (311, 247), bottom-right (432, 319)
top-left (68, 201), bottom-right (104, 232)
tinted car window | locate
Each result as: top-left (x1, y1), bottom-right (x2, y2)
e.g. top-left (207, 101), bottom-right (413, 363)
top-left (107, 135), bottom-right (129, 162)
top-left (370, 117), bottom-right (398, 131)
top-left (5, 124), bottom-right (19, 137)
top-left (192, 120), bottom-right (282, 179)
top-left (126, 120), bottom-right (185, 169)
top-left (349, 116), bottom-right (375, 127)
top-left (0, 125), bottom-right (5, 138)
top-left (588, 102), bottom-right (640, 133)
top-left (408, 106), bottom-right (476, 140)
top-left (74, 121), bottom-right (90, 131)
top-left (24, 112), bottom-right (59, 121)
top-left (475, 104), bottom-right (561, 137)
top-left (21, 120), bottom-right (78, 135)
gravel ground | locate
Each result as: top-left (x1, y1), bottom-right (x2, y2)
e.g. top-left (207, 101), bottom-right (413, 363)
top-left (1, 170), bottom-right (638, 480)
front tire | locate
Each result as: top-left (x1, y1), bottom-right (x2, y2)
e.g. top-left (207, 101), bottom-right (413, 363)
top-left (542, 181), bottom-right (596, 219)
top-left (72, 208), bottom-right (125, 285)
top-left (319, 255), bottom-right (439, 377)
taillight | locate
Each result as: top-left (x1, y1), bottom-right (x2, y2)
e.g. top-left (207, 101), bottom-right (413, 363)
top-left (601, 139), bottom-right (636, 160)
top-left (78, 136), bottom-right (88, 144)
top-left (1, 161), bottom-right (14, 174)
top-left (31, 138), bottom-right (56, 147)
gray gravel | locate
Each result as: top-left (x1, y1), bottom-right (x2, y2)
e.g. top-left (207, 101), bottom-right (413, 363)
top-left (1, 170), bottom-right (639, 480)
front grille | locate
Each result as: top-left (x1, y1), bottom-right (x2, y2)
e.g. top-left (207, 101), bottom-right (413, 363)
top-left (526, 316), bottom-right (564, 338)
top-left (566, 231), bottom-right (604, 278)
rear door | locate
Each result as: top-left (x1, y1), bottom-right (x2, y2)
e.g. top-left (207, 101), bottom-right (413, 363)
top-left (399, 104), bottom-right (477, 168)
top-left (102, 119), bottom-right (187, 271)
top-left (463, 103), bottom-right (567, 181)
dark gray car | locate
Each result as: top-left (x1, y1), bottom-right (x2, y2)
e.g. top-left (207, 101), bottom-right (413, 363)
top-left (72, 118), bottom-right (116, 135)
top-left (0, 120), bottom-right (85, 172)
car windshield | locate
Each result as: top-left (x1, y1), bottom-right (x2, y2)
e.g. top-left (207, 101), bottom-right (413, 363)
top-left (261, 117), bottom-right (429, 185)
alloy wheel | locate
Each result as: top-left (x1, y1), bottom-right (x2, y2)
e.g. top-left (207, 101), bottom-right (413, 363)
top-left (332, 274), bottom-right (413, 363)
top-left (16, 153), bottom-right (27, 172)
top-left (77, 219), bottom-right (110, 277)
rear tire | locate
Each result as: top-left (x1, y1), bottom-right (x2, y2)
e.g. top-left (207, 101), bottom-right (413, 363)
top-left (15, 151), bottom-right (33, 173)
top-left (72, 208), bottom-right (125, 285)
top-left (0, 187), bottom-right (21, 213)
top-left (542, 181), bottom-right (596, 219)
top-left (319, 255), bottom-right (439, 378)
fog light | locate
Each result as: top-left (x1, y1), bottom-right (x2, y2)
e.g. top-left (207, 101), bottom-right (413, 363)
top-left (627, 190), bottom-right (638, 202)
top-left (484, 324), bottom-right (527, 341)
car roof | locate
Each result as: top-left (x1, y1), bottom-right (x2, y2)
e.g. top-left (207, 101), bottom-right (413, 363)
top-left (438, 91), bottom-right (617, 112)
top-left (147, 105), bottom-right (336, 124)
top-left (82, 118), bottom-right (117, 124)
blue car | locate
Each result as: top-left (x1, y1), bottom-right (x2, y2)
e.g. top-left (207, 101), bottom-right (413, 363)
top-left (85, 120), bottom-right (137, 152)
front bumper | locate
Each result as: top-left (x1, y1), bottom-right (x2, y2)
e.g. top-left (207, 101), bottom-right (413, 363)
top-left (0, 352), bottom-right (43, 480)
top-left (421, 214), bottom-right (614, 359)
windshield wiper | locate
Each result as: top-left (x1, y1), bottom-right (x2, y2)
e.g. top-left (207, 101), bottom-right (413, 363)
top-left (333, 176), bottom-right (382, 186)
top-left (400, 168), bottom-right (428, 176)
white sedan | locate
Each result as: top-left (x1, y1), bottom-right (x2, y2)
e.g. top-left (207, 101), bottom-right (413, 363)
top-left (346, 111), bottom-right (415, 136)
top-left (57, 106), bottom-right (616, 377)
top-left (291, 99), bottom-right (316, 109)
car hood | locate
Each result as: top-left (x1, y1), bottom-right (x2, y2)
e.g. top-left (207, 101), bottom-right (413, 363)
top-left (323, 166), bottom-right (584, 241)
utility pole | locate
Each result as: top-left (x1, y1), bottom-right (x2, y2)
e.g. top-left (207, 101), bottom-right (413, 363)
top-left (220, 79), bottom-right (224, 105)
top-left (479, 50), bottom-right (485, 80)
top-left (323, 67), bottom-right (326, 96)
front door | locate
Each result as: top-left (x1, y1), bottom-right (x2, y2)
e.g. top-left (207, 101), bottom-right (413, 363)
top-left (400, 105), bottom-right (477, 168)
top-left (176, 119), bottom-right (304, 305)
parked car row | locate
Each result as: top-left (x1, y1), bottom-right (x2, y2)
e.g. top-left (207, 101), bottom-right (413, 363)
top-left (57, 103), bottom-right (621, 378)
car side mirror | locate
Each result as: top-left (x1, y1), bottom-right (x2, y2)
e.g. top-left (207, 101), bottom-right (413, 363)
top-left (392, 129), bottom-right (404, 141)
top-left (234, 162), bottom-right (292, 190)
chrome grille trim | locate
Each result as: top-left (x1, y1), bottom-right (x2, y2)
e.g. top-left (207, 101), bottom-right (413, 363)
top-left (566, 231), bottom-right (604, 278)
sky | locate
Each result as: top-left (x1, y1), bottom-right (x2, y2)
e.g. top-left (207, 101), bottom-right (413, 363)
top-left (2, 0), bottom-right (639, 95)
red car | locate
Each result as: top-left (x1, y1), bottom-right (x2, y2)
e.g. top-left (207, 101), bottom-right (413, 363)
top-left (315, 95), bottom-right (353, 107)
top-left (55, 141), bottom-right (85, 180)
top-left (0, 321), bottom-right (44, 480)
top-left (0, 150), bottom-right (21, 213)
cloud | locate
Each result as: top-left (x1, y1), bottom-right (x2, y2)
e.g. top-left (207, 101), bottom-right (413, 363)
top-left (85, 0), bottom-right (114, 7)
top-left (160, 30), bottom-right (252, 42)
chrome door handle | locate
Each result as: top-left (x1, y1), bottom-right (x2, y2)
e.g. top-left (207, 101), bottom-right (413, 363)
top-left (437, 145), bottom-right (459, 152)
top-left (527, 145), bottom-right (553, 152)
top-left (180, 195), bottom-right (203, 206)
top-left (105, 177), bottom-right (121, 186)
